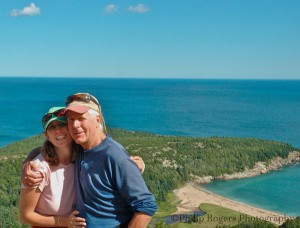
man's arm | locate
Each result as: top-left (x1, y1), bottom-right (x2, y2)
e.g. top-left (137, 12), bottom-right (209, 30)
top-left (128, 212), bottom-right (152, 228)
top-left (22, 147), bottom-right (42, 165)
top-left (21, 147), bottom-right (43, 187)
top-left (115, 155), bottom-right (158, 227)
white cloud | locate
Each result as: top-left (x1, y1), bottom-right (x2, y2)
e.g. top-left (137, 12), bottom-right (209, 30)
top-left (105, 4), bottom-right (119, 13)
top-left (10, 3), bottom-right (41, 17)
top-left (128, 3), bottom-right (150, 13)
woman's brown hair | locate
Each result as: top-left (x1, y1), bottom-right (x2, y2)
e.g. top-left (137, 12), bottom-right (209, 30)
top-left (41, 140), bottom-right (81, 166)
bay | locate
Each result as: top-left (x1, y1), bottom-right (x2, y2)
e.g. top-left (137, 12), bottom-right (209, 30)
top-left (203, 164), bottom-right (300, 216)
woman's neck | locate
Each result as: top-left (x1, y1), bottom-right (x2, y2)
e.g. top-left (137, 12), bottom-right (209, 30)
top-left (55, 146), bottom-right (72, 165)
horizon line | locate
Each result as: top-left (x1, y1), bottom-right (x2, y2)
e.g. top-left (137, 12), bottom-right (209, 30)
top-left (1, 75), bottom-right (300, 80)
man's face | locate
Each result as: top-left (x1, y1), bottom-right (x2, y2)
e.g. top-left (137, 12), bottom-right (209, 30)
top-left (66, 110), bottom-right (99, 149)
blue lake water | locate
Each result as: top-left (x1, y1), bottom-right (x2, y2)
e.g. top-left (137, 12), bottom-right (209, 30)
top-left (0, 77), bottom-right (299, 216)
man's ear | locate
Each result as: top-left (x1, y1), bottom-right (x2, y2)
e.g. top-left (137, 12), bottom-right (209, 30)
top-left (96, 114), bottom-right (101, 125)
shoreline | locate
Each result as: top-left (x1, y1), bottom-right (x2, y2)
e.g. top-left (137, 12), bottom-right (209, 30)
top-left (191, 151), bottom-right (300, 184)
top-left (174, 183), bottom-right (293, 225)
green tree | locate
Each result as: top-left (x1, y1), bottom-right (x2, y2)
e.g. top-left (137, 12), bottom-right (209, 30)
top-left (280, 217), bottom-right (300, 228)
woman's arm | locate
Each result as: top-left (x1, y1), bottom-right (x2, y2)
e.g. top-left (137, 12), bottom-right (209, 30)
top-left (20, 188), bottom-right (86, 227)
top-left (20, 187), bottom-right (58, 226)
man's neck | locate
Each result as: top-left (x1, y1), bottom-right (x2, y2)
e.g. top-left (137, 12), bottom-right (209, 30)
top-left (82, 133), bottom-right (107, 150)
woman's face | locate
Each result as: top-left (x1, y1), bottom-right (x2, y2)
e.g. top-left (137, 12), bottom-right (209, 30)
top-left (45, 120), bottom-right (73, 148)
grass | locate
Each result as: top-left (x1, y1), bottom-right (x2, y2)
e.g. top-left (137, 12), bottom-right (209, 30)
top-left (151, 191), bottom-right (255, 227)
top-left (154, 192), bottom-right (180, 218)
top-left (172, 203), bottom-right (248, 227)
top-left (197, 203), bottom-right (251, 227)
top-left (170, 203), bottom-right (278, 228)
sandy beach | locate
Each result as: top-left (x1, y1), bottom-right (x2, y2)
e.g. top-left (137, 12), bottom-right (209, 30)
top-left (174, 183), bottom-right (293, 225)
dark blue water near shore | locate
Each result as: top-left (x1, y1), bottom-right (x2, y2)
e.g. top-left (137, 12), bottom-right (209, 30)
top-left (1, 77), bottom-right (300, 216)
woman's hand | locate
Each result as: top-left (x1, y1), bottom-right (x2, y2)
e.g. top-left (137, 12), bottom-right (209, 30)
top-left (63, 210), bottom-right (86, 228)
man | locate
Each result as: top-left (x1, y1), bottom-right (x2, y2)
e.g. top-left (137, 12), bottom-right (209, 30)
top-left (24, 92), bottom-right (157, 227)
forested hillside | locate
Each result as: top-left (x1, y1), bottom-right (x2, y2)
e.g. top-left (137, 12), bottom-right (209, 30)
top-left (0, 128), bottom-right (297, 227)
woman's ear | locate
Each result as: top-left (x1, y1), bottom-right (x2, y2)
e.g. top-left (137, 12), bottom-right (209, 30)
top-left (45, 131), bottom-right (49, 139)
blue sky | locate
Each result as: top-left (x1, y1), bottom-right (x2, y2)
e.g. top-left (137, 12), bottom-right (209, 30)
top-left (0, 0), bottom-right (299, 79)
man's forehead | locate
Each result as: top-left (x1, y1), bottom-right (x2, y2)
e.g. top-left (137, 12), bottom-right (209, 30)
top-left (66, 110), bottom-right (87, 117)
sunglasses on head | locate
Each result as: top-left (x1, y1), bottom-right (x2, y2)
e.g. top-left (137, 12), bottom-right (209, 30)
top-left (66, 93), bottom-right (99, 106)
top-left (42, 109), bottom-right (64, 126)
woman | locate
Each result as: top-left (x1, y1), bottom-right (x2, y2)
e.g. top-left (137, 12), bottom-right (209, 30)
top-left (20, 107), bottom-right (87, 227)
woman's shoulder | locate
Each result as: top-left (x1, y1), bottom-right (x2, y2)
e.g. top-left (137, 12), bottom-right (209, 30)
top-left (33, 154), bottom-right (50, 173)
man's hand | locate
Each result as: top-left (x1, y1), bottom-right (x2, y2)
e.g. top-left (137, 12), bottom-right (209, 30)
top-left (131, 156), bottom-right (145, 174)
top-left (21, 161), bottom-right (43, 187)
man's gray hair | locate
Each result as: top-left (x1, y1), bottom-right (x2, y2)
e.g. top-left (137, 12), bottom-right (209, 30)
top-left (88, 109), bottom-right (104, 130)
top-left (88, 109), bottom-right (100, 116)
